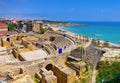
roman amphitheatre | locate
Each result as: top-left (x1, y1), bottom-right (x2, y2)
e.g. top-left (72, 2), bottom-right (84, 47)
top-left (0, 27), bottom-right (117, 83)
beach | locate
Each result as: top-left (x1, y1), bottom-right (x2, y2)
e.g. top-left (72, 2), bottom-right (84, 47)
top-left (58, 22), bottom-right (120, 45)
top-left (51, 25), bottom-right (77, 37)
top-left (50, 24), bottom-right (120, 47)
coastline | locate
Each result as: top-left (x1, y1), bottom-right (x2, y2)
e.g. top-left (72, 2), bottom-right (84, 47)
top-left (50, 25), bottom-right (120, 47)
top-left (50, 25), bottom-right (77, 37)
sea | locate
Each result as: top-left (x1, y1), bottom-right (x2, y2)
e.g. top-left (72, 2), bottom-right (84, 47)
top-left (60, 21), bottom-right (120, 45)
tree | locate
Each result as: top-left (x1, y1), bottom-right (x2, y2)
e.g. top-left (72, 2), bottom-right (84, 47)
top-left (97, 39), bottom-right (100, 46)
top-left (41, 28), bottom-right (47, 34)
top-left (79, 46), bottom-right (85, 60)
top-left (103, 41), bottom-right (109, 47)
top-left (91, 39), bottom-right (97, 46)
top-left (96, 62), bottom-right (120, 83)
top-left (8, 24), bottom-right (16, 31)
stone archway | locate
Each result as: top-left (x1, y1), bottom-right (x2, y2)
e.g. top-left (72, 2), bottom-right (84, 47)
top-left (7, 38), bottom-right (10, 42)
top-left (45, 64), bottom-right (53, 71)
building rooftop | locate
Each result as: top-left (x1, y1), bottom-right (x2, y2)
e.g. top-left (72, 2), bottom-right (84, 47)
top-left (0, 22), bottom-right (7, 27)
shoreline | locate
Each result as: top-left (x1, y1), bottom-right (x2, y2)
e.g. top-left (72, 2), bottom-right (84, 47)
top-left (50, 25), bottom-right (120, 47)
top-left (51, 26), bottom-right (77, 37)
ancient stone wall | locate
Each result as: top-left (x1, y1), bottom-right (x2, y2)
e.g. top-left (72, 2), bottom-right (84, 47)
top-left (0, 53), bottom-right (69, 79)
top-left (53, 65), bottom-right (76, 83)
top-left (84, 43), bottom-right (102, 68)
top-left (70, 47), bottom-right (84, 59)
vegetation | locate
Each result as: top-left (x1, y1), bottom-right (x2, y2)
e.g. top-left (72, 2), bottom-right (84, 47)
top-left (33, 77), bottom-right (39, 83)
top-left (79, 46), bottom-right (85, 57)
top-left (41, 20), bottom-right (82, 26)
top-left (75, 63), bottom-right (91, 83)
top-left (96, 62), bottom-right (120, 83)
top-left (82, 65), bottom-right (89, 76)
top-left (91, 39), bottom-right (98, 46)
top-left (97, 39), bottom-right (100, 46)
top-left (75, 76), bottom-right (90, 83)
top-left (8, 24), bottom-right (16, 31)
top-left (103, 41), bottom-right (109, 47)
top-left (41, 20), bottom-right (68, 23)
top-left (40, 28), bottom-right (47, 34)
top-left (105, 76), bottom-right (120, 83)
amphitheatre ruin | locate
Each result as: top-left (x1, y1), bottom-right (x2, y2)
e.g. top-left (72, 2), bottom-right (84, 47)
top-left (0, 30), bottom-right (104, 83)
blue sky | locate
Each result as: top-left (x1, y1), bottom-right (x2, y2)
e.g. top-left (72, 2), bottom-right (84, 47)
top-left (0, 0), bottom-right (120, 21)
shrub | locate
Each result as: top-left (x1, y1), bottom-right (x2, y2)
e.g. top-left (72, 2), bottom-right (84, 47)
top-left (8, 24), bottom-right (16, 31)
top-left (96, 62), bottom-right (120, 83)
top-left (41, 28), bottom-right (47, 34)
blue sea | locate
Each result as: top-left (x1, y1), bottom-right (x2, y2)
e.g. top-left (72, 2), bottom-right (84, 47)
top-left (60, 21), bottom-right (120, 44)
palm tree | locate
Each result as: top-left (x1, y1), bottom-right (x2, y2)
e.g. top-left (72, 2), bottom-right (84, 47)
top-left (80, 46), bottom-right (85, 60)
top-left (103, 41), bottom-right (109, 47)
top-left (92, 39), bottom-right (97, 46)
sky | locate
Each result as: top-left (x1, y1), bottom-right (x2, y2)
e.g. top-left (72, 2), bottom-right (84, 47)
top-left (0, 0), bottom-right (120, 21)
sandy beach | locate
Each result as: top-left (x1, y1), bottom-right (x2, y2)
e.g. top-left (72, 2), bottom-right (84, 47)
top-left (51, 26), bottom-right (77, 37)
top-left (51, 25), bottom-right (120, 47)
